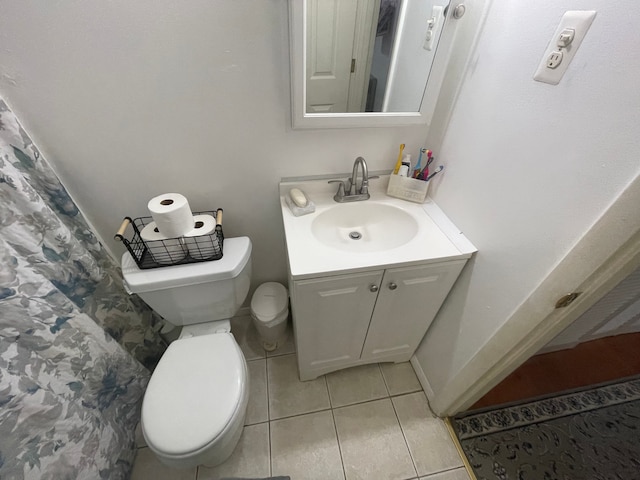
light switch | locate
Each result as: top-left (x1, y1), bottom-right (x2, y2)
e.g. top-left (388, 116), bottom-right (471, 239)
top-left (533, 11), bottom-right (597, 85)
top-left (423, 6), bottom-right (444, 51)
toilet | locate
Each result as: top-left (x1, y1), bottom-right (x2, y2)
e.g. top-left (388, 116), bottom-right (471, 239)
top-left (121, 236), bottom-right (252, 469)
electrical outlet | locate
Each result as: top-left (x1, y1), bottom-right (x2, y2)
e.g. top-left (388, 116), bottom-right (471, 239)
top-left (546, 51), bottom-right (563, 69)
top-left (534, 11), bottom-right (597, 85)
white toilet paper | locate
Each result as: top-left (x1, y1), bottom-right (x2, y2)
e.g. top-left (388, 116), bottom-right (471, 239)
top-left (147, 193), bottom-right (194, 238)
top-left (184, 214), bottom-right (219, 260)
top-left (140, 221), bottom-right (188, 265)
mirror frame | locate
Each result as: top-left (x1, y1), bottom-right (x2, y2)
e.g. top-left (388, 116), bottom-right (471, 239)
top-left (289, 0), bottom-right (465, 129)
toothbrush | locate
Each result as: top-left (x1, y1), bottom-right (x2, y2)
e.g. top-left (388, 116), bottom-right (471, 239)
top-left (413, 148), bottom-right (427, 178)
top-left (418, 153), bottom-right (434, 179)
top-left (425, 165), bottom-right (444, 181)
top-left (392, 143), bottom-right (405, 175)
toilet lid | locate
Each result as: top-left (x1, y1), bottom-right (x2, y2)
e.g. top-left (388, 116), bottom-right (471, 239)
top-left (142, 333), bottom-right (245, 456)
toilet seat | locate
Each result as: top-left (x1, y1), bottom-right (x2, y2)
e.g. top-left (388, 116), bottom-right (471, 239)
top-left (141, 333), bottom-right (246, 456)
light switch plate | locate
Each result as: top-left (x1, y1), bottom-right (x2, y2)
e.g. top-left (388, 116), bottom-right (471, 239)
top-left (534, 10), bottom-right (597, 85)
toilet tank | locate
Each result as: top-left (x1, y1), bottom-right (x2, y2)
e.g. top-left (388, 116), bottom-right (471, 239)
top-left (122, 237), bottom-right (252, 326)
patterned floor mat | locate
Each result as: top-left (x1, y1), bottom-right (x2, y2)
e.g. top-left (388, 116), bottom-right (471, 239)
top-left (450, 377), bottom-right (640, 480)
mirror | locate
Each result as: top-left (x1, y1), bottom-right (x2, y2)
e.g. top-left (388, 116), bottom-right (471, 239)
top-left (290, 0), bottom-right (461, 129)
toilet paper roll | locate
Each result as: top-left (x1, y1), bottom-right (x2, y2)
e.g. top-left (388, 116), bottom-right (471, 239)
top-left (184, 214), bottom-right (219, 260)
top-left (147, 193), bottom-right (194, 238)
top-left (140, 221), bottom-right (188, 265)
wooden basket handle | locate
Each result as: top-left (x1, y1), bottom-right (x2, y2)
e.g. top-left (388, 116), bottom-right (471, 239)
top-left (114, 217), bottom-right (132, 241)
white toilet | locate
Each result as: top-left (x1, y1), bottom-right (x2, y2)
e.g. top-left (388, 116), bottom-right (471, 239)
top-left (121, 236), bottom-right (252, 469)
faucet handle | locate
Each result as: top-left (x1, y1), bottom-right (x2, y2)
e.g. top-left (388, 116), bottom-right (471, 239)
top-left (328, 180), bottom-right (347, 200)
top-left (360, 175), bottom-right (379, 195)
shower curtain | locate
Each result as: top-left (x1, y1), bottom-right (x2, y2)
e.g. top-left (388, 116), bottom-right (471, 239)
top-left (0, 98), bottom-right (166, 479)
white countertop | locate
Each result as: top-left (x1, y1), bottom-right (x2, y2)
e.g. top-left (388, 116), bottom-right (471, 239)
top-left (280, 175), bottom-right (476, 279)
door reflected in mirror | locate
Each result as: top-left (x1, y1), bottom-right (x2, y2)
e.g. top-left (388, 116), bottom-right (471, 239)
top-left (306, 0), bottom-right (450, 114)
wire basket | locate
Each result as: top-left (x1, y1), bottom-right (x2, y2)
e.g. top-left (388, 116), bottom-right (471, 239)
top-left (114, 209), bottom-right (224, 269)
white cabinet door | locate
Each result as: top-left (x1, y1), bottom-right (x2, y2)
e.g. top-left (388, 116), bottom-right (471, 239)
top-left (292, 270), bottom-right (383, 380)
top-left (360, 260), bottom-right (467, 362)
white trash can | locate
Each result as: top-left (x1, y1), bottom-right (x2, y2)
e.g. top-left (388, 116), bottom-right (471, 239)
top-left (250, 282), bottom-right (289, 351)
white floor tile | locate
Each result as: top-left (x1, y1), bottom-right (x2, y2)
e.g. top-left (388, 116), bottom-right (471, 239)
top-left (246, 359), bottom-right (269, 425)
top-left (130, 447), bottom-right (196, 480)
top-left (326, 364), bottom-right (388, 407)
top-left (420, 467), bottom-right (472, 480)
top-left (271, 410), bottom-right (345, 480)
top-left (231, 314), bottom-right (265, 361)
top-left (333, 398), bottom-right (416, 480)
top-left (267, 354), bottom-right (330, 420)
top-left (197, 423), bottom-right (270, 480)
top-left (380, 362), bottom-right (423, 396)
top-left (392, 393), bottom-right (463, 477)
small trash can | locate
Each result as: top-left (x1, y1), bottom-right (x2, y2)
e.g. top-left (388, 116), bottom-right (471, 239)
top-left (250, 282), bottom-right (289, 351)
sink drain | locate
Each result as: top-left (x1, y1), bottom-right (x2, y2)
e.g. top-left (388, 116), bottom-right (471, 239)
top-left (349, 231), bottom-right (362, 240)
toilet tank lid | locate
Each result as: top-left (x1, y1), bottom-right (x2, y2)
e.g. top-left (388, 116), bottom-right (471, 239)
top-left (122, 236), bottom-right (251, 293)
top-left (251, 282), bottom-right (288, 321)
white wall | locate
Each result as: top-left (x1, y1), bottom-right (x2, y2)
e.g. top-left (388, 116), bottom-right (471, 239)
top-left (416, 0), bottom-right (640, 396)
top-left (0, 0), bottom-right (428, 291)
top-left (384, 0), bottom-right (446, 112)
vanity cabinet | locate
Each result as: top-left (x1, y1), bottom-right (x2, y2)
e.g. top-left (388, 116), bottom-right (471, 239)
top-left (291, 259), bottom-right (467, 381)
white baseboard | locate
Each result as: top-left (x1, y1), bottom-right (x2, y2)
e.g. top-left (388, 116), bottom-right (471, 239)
top-left (410, 356), bottom-right (437, 408)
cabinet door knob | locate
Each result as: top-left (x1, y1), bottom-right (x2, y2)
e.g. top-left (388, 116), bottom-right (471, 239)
top-left (369, 284), bottom-right (379, 293)
top-left (388, 282), bottom-right (398, 290)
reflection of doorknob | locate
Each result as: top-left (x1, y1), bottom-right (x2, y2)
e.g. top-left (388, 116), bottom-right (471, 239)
top-left (453, 4), bottom-right (466, 19)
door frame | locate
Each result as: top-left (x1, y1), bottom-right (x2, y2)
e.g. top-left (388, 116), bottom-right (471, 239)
top-left (421, 172), bottom-right (640, 416)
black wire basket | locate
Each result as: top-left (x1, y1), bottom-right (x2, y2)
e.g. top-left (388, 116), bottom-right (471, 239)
top-left (114, 209), bottom-right (224, 269)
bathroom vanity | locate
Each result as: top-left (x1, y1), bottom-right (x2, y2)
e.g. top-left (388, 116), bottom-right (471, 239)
top-left (280, 176), bottom-right (475, 381)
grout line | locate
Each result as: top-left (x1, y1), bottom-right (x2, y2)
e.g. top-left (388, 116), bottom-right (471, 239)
top-left (267, 419), bottom-right (273, 477)
top-left (390, 396), bottom-right (420, 479)
top-left (443, 417), bottom-right (477, 480)
top-left (269, 394), bottom-right (407, 422)
top-left (265, 358), bottom-right (273, 476)
top-left (265, 357), bottom-right (272, 422)
top-left (325, 374), bottom-right (334, 409)
top-left (379, 362), bottom-right (392, 397)
top-left (330, 407), bottom-right (348, 480)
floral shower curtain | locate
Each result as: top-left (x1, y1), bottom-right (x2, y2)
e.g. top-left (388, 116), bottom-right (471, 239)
top-left (0, 98), bottom-right (166, 479)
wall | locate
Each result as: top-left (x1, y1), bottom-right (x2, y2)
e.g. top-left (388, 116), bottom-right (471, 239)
top-left (416, 0), bottom-right (640, 397)
top-left (384, 0), bottom-right (446, 112)
top-left (0, 0), bottom-right (428, 290)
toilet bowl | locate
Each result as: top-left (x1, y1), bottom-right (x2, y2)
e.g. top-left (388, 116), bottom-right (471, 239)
top-left (142, 330), bottom-right (248, 468)
top-left (122, 237), bottom-right (253, 468)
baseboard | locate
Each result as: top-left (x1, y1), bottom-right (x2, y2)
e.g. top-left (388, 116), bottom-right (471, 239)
top-left (410, 355), bottom-right (436, 402)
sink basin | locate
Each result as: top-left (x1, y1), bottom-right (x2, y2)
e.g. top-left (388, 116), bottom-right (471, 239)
top-left (311, 203), bottom-right (419, 252)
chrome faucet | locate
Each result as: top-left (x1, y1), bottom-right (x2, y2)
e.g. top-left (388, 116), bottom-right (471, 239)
top-left (328, 157), bottom-right (378, 202)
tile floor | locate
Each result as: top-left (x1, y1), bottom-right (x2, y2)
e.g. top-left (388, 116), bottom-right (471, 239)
top-left (131, 315), bottom-right (470, 480)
